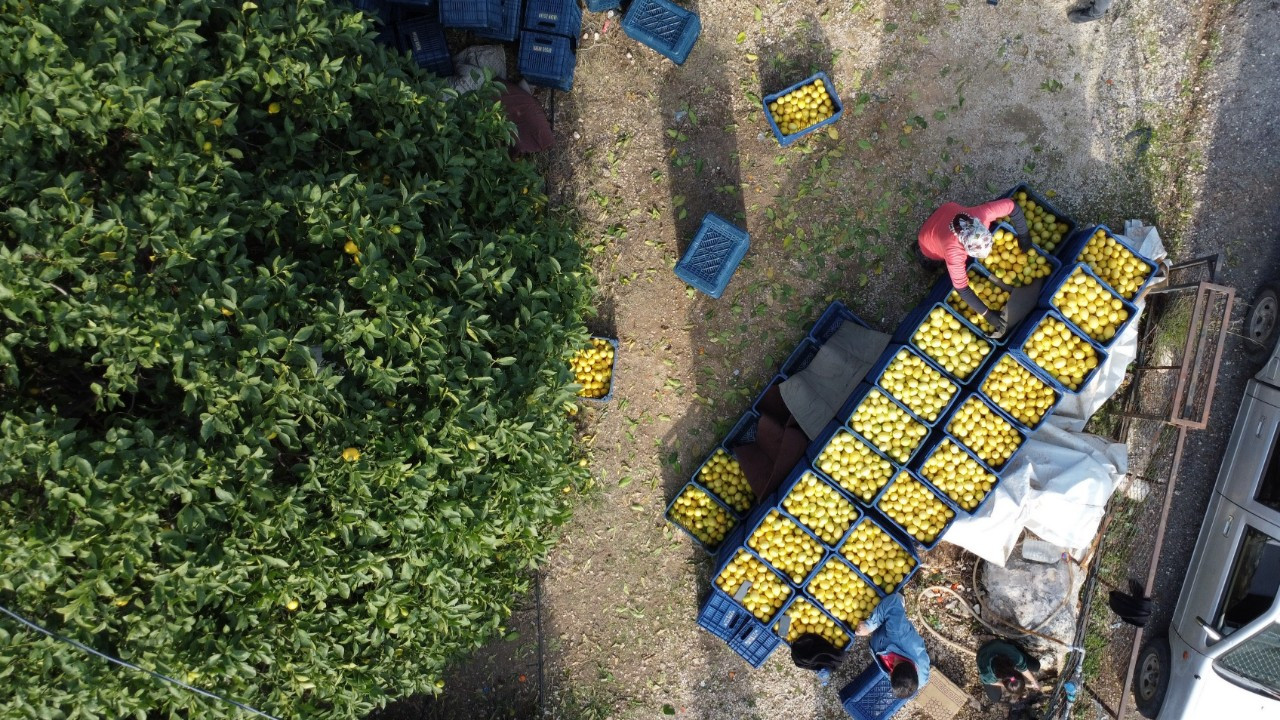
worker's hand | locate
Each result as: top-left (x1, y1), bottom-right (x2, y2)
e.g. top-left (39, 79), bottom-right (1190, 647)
top-left (1028, 678), bottom-right (1042, 691)
top-left (855, 621), bottom-right (872, 637)
top-left (985, 310), bottom-right (1007, 338)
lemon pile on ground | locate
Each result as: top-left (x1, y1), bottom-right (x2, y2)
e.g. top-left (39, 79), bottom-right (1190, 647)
top-left (698, 448), bottom-right (753, 513)
top-left (814, 430), bottom-right (895, 502)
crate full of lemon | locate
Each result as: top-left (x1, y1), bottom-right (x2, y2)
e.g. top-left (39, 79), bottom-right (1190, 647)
top-left (763, 72), bottom-right (843, 147)
top-left (570, 337), bottom-right (617, 400)
top-left (665, 482), bottom-right (738, 552)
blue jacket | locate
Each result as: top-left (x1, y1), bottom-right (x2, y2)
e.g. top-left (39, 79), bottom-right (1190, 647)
top-left (866, 593), bottom-right (931, 685)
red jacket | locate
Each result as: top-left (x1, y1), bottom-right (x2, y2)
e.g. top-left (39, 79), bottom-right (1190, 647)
top-left (917, 199), bottom-right (1015, 289)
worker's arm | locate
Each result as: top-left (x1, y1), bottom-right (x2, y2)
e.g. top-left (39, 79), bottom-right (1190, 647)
top-left (955, 286), bottom-right (1007, 336)
top-left (1021, 668), bottom-right (1041, 690)
top-left (970, 199), bottom-right (1033, 251)
top-left (858, 593), bottom-right (904, 635)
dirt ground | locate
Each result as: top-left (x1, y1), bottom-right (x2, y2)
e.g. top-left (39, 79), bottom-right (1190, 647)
top-left (396, 1), bottom-right (1280, 719)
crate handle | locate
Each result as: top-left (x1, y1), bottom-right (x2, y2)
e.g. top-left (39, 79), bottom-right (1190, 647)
top-left (733, 580), bottom-right (752, 603)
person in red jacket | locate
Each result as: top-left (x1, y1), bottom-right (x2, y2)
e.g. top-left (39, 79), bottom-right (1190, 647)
top-left (916, 198), bottom-right (1032, 336)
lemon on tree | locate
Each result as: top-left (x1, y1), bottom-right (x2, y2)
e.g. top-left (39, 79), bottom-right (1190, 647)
top-left (747, 510), bottom-right (824, 584)
top-left (1023, 316), bottom-right (1099, 391)
top-left (715, 550), bottom-right (793, 622)
top-left (668, 485), bottom-right (736, 548)
top-left (782, 472), bottom-right (857, 545)
top-left (807, 558), bottom-right (880, 629)
top-left (1080, 229), bottom-right (1150, 299)
top-left (920, 439), bottom-right (997, 511)
top-left (877, 475), bottom-right (955, 544)
top-left (1052, 267), bottom-right (1130, 342)
top-left (912, 307), bottom-right (991, 381)
top-left (698, 448), bottom-right (753, 512)
top-left (569, 338), bottom-right (614, 399)
top-left (878, 349), bottom-right (957, 423)
top-left (980, 228), bottom-right (1052, 287)
top-left (776, 597), bottom-right (851, 648)
top-left (839, 521), bottom-right (916, 593)
top-left (946, 397), bottom-right (1023, 469)
top-left (815, 430), bottom-right (895, 502)
top-left (947, 270), bottom-right (1010, 335)
top-left (981, 355), bottom-right (1057, 427)
top-left (848, 389), bottom-right (927, 464)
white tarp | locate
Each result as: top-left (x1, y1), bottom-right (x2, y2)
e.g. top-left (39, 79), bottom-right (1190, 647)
top-left (944, 221), bottom-right (1168, 565)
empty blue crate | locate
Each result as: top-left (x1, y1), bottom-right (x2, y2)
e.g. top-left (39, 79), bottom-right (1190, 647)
top-left (586, 0), bottom-right (621, 10)
top-left (622, 0), bottom-right (702, 65)
top-left (524, 0), bottom-right (583, 38)
top-left (780, 338), bottom-right (819, 378)
top-left (763, 72), bottom-right (844, 148)
top-left (697, 587), bottom-right (752, 642)
top-left (396, 16), bottom-right (452, 76)
top-left (729, 617), bottom-right (780, 667)
top-left (809, 299), bottom-right (870, 344)
top-left (675, 213), bottom-right (750, 299)
top-left (519, 31), bottom-right (576, 92)
top-left (723, 411), bottom-right (759, 452)
top-left (840, 663), bottom-right (910, 720)
top-left (439, 0), bottom-right (494, 29)
top-left (476, 0), bottom-right (521, 42)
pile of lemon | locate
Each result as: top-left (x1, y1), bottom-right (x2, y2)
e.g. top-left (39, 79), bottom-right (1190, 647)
top-left (981, 355), bottom-right (1057, 428)
top-left (1053, 267), bottom-right (1130, 343)
top-left (981, 228), bottom-right (1053, 287)
top-left (570, 338), bottom-right (615, 399)
top-left (748, 510), bottom-right (825, 584)
top-left (919, 439), bottom-right (998, 511)
top-left (1080, 229), bottom-right (1150, 299)
top-left (1023, 316), bottom-right (1099, 391)
top-left (776, 597), bottom-right (851, 648)
top-left (767, 79), bottom-right (836, 137)
top-left (698, 449), bottom-right (753, 513)
top-left (947, 396), bottom-right (1023, 469)
top-left (840, 521), bottom-right (916, 593)
top-left (879, 349), bottom-right (957, 423)
top-left (848, 389), bottom-right (928, 464)
top-left (668, 485), bottom-right (737, 548)
top-left (1007, 191), bottom-right (1072, 252)
top-left (807, 559), bottom-right (880, 629)
top-left (877, 474), bottom-right (955, 544)
top-left (814, 430), bottom-right (895, 502)
top-left (715, 549), bottom-right (793, 622)
top-left (947, 271), bottom-right (1011, 335)
top-left (912, 307), bottom-right (991, 381)
top-left (782, 472), bottom-right (857, 546)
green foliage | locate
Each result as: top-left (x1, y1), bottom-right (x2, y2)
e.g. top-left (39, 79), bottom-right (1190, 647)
top-left (0, 1), bottom-right (590, 717)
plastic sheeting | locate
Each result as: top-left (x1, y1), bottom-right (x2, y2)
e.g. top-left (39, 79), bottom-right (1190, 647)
top-left (945, 222), bottom-right (1167, 565)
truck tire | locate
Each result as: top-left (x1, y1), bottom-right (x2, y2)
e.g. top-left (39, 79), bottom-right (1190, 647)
top-left (1134, 636), bottom-right (1171, 718)
top-left (1245, 285), bottom-right (1280, 357)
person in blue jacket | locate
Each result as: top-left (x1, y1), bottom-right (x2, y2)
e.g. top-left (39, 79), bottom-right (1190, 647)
top-left (855, 593), bottom-right (931, 698)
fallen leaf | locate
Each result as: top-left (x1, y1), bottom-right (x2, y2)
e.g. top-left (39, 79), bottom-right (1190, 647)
top-left (735, 31), bottom-right (746, 44)
top-left (828, 127), bottom-right (839, 140)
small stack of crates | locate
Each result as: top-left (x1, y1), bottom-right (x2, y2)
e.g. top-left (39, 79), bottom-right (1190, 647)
top-left (518, 0), bottom-right (582, 91)
top-left (437, 0), bottom-right (519, 42)
top-left (394, 5), bottom-right (453, 77)
top-left (622, 0), bottom-right (701, 65)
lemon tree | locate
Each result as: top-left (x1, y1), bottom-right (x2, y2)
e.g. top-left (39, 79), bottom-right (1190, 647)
top-left (0, 2), bottom-right (591, 718)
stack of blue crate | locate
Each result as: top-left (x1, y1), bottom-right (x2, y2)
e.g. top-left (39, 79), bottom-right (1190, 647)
top-left (518, 0), bottom-right (582, 92)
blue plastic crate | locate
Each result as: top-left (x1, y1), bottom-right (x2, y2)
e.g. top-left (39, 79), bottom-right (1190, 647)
top-left (622, 0), bottom-right (702, 65)
top-left (586, 0), bottom-right (621, 10)
top-left (763, 72), bottom-right (845, 148)
top-left (728, 616), bottom-right (780, 667)
top-left (674, 213), bottom-right (750, 299)
top-left (1001, 183), bottom-right (1078, 257)
top-left (688, 447), bottom-right (751, 517)
top-left (902, 302), bottom-right (996, 386)
top-left (1041, 262), bottom-right (1140, 348)
top-left (1008, 308), bottom-right (1110, 395)
top-left (579, 336), bottom-right (618, 403)
top-left (780, 338), bottom-right (820, 378)
top-left (939, 263), bottom-right (1017, 346)
top-left (776, 464), bottom-right (864, 550)
top-left (973, 353), bottom-right (1061, 433)
top-left (890, 275), bottom-right (955, 345)
top-left (475, 0), bottom-right (521, 41)
top-left (835, 513), bottom-right (920, 597)
top-left (396, 15), bottom-right (453, 76)
top-left (837, 383), bottom-right (932, 468)
top-left (518, 31), bottom-right (577, 92)
top-left (870, 345), bottom-right (960, 427)
top-left (439, 0), bottom-right (495, 28)
top-left (801, 552), bottom-right (886, 631)
top-left (771, 590), bottom-right (855, 648)
top-left (912, 434), bottom-right (1003, 518)
top-left (723, 411), bottom-right (759, 452)
top-left (736, 503), bottom-right (830, 588)
top-left (807, 421), bottom-right (901, 507)
top-left (524, 0), bottom-right (582, 37)
top-left (940, 392), bottom-right (1027, 473)
top-left (840, 662), bottom-right (910, 720)
top-left (871, 469), bottom-right (958, 550)
top-left (697, 587), bottom-right (753, 642)
top-left (664, 480), bottom-right (739, 554)
top-left (1056, 224), bottom-right (1159, 301)
top-left (711, 536), bottom-right (795, 628)
top-left (977, 221), bottom-right (1062, 290)
top-left (385, 0), bottom-right (435, 7)
top-left (809, 299), bottom-right (871, 344)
